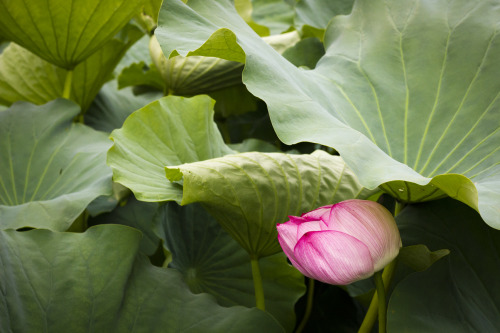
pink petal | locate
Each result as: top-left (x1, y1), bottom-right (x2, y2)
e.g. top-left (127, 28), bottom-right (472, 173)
top-left (297, 220), bottom-right (323, 239)
top-left (328, 200), bottom-right (400, 271)
top-left (293, 230), bottom-right (375, 285)
top-left (277, 233), bottom-right (307, 272)
top-left (276, 221), bottom-right (300, 260)
top-left (302, 205), bottom-right (333, 220)
top-left (288, 216), bottom-right (308, 225)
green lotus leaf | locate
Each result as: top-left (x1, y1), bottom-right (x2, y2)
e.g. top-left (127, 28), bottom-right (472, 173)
top-left (0, 43), bottom-right (64, 106)
top-left (117, 61), bottom-right (165, 91)
top-left (165, 150), bottom-right (376, 257)
top-left (281, 37), bottom-right (325, 69)
top-left (156, 0), bottom-right (500, 229)
top-left (397, 244), bottom-right (449, 273)
top-left (156, 202), bottom-right (305, 332)
top-left (107, 95), bottom-right (235, 202)
top-left (0, 99), bottom-right (112, 230)
top-left (90, 195), bottom-right (159, 256)
top-left (0, 225), bottom-right (284, 333)
top-left (388, 198), bottom-right (500, 332)
top-left (234, 0), bottom-right (271, 36)
top-left (0, 24), bottom-right (142, 111)
top-left (114, 34), bottom-right (152, 77)
top-left (250, 0), bottom-right (295, 35)
top-left (294, 0), bottom-right (354, 30)
top-left (0, 0), bottom-right (143, 69)
top-left (85, 80), bottom-right (163, 133)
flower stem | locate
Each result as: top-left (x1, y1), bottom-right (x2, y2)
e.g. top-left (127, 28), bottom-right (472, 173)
top-left (357, 258), bottom-right (397, 333)
top-left (250, 256), bottom-right (265, 310)
top-left (295, 278), bottom-right (315, 333)
top-left (374, 271), bottom-right (386, 333)
top-left (62, 70), bottom-right (73, 99)
top-left (394, 201), bottom-right (406, 217)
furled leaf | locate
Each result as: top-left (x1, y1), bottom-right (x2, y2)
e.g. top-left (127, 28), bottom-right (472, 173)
top-left (0, 24), bottom-right (143, 111)
top-left (107, 95), bottom-right (235, 202)
top-left (0, 99), bottom-right (112, 231)
top-left (165, 151), bottom-right (376, 257)
top-left (388, 198), bottom-right (500, 332)
top-left (150, 36), bottom-right (244, 95)
top-left (85, 80), bottom-right (163, 133)
top-left (156, 0), bottom-right (500, 229)
top-left (0, 225), bottom-right (284, 333)
top-left (156, 202), bottom-right (305, 332)
top-left (0, 0), bottom-right (144, 69)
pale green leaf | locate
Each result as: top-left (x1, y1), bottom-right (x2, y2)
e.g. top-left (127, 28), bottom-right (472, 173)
top-left (107, 95), bottom-right (235, 202)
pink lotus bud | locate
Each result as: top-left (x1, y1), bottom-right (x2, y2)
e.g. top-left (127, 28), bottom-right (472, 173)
top-left (276, 199), bottom-right (401, 285)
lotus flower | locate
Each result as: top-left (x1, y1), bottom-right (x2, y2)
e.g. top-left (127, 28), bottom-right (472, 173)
top-left (277, 199), bottom-right (401, 285)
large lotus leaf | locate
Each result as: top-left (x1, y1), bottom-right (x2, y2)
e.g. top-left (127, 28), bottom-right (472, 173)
top-left (156, 0), bottom-right (500, 229)
top-left (0, 225), bottom-right (284, 333)
top-left (85, 80), bottom-right (163, 133)
top-left (0, 100), bottom-right (112, 230)
top-left (108, 95), bottom-right (235, 202)
top-left (0, 25), bottom-right (142, 111)
top-left (165, 150), bottom-right (376, 257)
top-left (0, 0), bottom-right (143, 69)
top-left (156, 202), bottom-right (305, 332)
top-left (387, 198), bottom-right (500, 332)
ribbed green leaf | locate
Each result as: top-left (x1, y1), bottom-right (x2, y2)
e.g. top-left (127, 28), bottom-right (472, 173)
top-left (0, 99), bottom-right (112, 230)
top-left (165, 151), bottom-right (376, 257)
top-left (0, 0), bottom-right (143, 69)
top-left (156, 0), bottom-right (500, 229)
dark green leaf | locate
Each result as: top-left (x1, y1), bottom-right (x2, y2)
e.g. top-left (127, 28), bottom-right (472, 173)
top-left (388, 199), bottom-right (500, 332)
